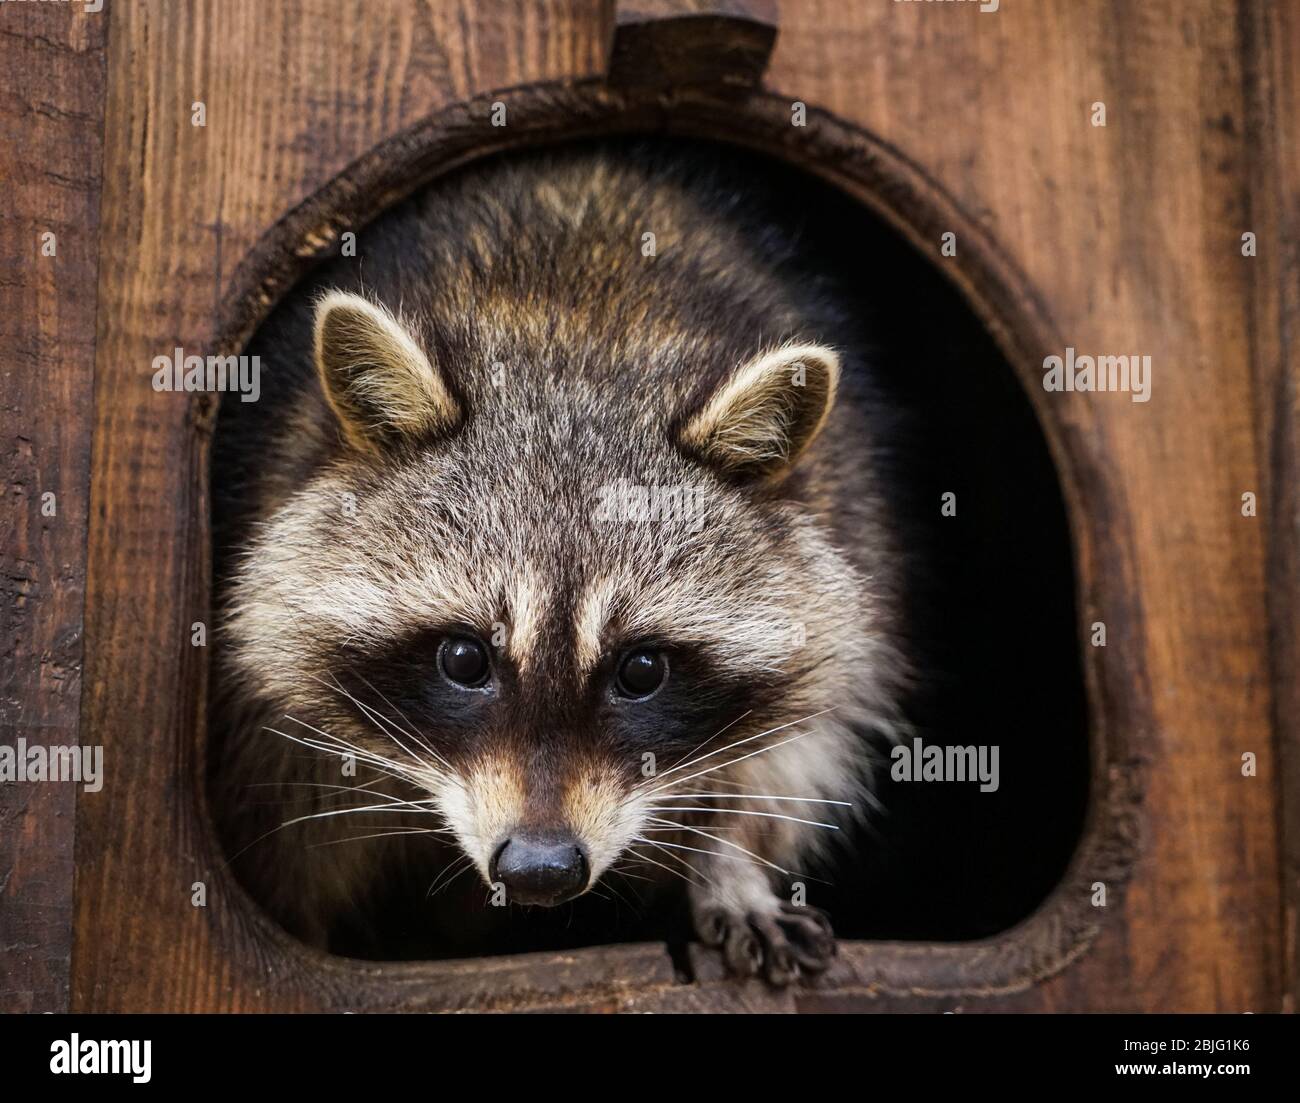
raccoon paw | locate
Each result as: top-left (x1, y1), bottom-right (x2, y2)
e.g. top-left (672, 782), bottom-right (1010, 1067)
top-left (695, 902), bottom-right (836, 986)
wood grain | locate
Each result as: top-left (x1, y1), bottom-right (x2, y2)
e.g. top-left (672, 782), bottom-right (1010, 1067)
top-left (1244, 0), bottom-right (1300, 1015)
top-left (0, 1), bottom-right (106, 1014)
top-left (8, 0), bottom-right (1281, 1012)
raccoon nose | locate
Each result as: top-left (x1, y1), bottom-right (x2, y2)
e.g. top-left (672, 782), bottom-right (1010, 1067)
top-left (490, 833), bottom-right (589, 906)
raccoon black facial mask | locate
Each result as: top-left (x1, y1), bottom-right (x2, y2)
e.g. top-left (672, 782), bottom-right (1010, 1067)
top-left (212, 142), bottom-right (905, 983)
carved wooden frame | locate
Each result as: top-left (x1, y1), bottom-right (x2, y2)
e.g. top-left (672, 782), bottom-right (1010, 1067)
top-left (157, 76), bottom-right (1148, 1011)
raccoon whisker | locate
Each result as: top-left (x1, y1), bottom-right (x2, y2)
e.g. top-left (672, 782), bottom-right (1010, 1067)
top-left (245, 780), bottom-right (440, 817)
top-left (275, 719), bottom-right (426, 786)
top-left (607, 864), bottom-right (654, 885)
top-left (634, 834), bottom-right (773, 876)
top-left (275, 735), bottom-right (424, 793)
top-left (363, 703), bottom-right (454, 777)
top-left (640, 824), bottom-right (750, 832)
top-left (677, 774), bottom-right (752, 790)
top-left (642, 708), bottom-right (836, 790)
top-left (279, 802), bottom-right (444, 830)
top-left (647, 714), bottom-right (815, 785)
top-left (629, 837), bottom-right (712, 879)
top-left (309, 827), bottom-right (444, 848)
top-left (316, 800), bottom-right (450, 823)
top-left (348, 671), bottom-right (449, 759)
top-left (628, 840), bottom-right (712, 887)
top-left (592, 875), bottom-right (641, 916)
top-left (221, 822), bottom-right (296, 866)
top-left (331, 669), bottom-right (455, 775)
top-left (662, 709), bottom-right (752, 775)
top-left (222, 786), bottom-right (438, 865)
top-left (323, 676), bottom-right (427, 761)
top-left (631, 853), bottom-right (703, 888)
top-left (428, 850), bottom-right (475, 895)
top-left (603, 871), bottom-right (651, 918)
top-left (314, 672), bottom-right (451, 774)
top-left (652, 807), bottom-right (840, 830)
top-left (428, 854), bottom-right (475, 900)
top-left (645, 818), bottom-right (796, 877)
top-left (643, 727), bottom-right (822, 797)
top-left (248, 780), bottom-right (431, 807)
top-left (428, 858), bottom-right (470, 900)
top-left (277, 713), bottom-right (416, 771)
top-left (651, 793), bottom-right (853, 807)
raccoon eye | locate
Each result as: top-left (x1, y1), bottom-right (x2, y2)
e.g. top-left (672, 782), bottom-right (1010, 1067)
top-left (616, 649), bottom-right (667, 699)
top-left (439, 636), bottom-right (490, 688)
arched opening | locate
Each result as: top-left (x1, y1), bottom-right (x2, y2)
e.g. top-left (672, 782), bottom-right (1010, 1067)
top-left (209, 132), bottom-right (1089, 960)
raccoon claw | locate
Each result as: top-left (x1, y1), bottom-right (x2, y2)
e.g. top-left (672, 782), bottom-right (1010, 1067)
top-left (774, 903), bottom-right (836, 973)
top-left (724, 920), bottom-right (765, 978)
top-left (697, 904), bottom-right (836, 986)
top-left (696, 908), bottom-right (730, 947)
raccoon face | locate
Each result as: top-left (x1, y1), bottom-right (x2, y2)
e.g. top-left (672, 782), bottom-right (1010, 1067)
top-left (226, 292), bottom-right (878, 905)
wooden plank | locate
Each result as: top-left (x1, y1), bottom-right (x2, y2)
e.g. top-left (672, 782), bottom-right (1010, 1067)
top-left (1243, 0), bottom-right (1300, 1014)
top-left (0, 1), bottom-right (106, 1014)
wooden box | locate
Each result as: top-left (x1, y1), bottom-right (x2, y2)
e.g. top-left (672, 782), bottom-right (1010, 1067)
top-left (1, 0), bottom-right (1295, 1013)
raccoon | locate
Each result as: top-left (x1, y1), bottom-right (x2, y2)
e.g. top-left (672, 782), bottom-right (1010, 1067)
top-left (210, 140), bottom-right (906, 984)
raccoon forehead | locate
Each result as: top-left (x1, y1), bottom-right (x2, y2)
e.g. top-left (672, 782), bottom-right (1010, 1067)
top-left (573, 561), bottom-right (838, 677)
top-left (231, 467), bottom-right (858, 682)
top-left (575, 500), bottom-right (880, 677)
top-left (233, 534), bottom-right (817, 689)
top-left (228, 497), bottom-right (552, 671)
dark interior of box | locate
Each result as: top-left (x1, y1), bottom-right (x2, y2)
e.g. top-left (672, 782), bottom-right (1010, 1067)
top-left (211, 137), bottom-right (1090, 961)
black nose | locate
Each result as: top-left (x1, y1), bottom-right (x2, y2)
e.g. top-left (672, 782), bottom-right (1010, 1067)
top-left (490, 833), bottom-right (589, 906)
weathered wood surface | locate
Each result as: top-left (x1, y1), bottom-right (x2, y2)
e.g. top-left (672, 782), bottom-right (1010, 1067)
top-left (1248, 0), bottom-right (1300, 1016)
top-left (0, 1), bottom-right (107, 1014)
top-left (0, 0), bottom-right (1289, 1012)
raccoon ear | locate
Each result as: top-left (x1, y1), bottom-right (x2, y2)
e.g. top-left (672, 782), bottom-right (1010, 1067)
top-left (679, 343), bottom-right (840, 480)
top-left (312, 290), bottom-right (460, 453)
